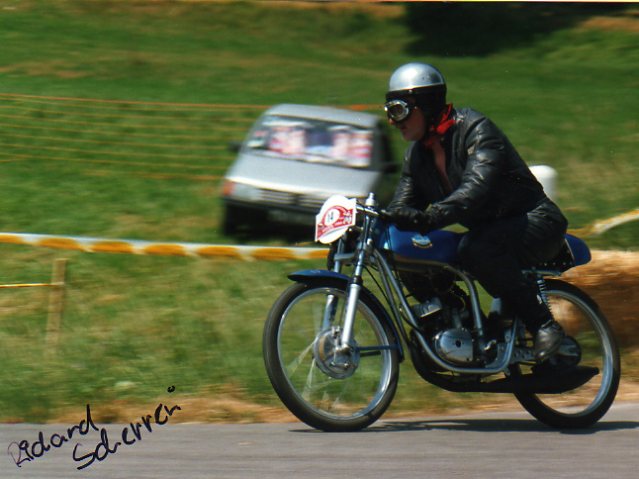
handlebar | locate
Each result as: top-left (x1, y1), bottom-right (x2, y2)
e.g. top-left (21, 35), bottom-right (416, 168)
top-left (378, 209), bottom-right (393, 222)
top-left (356, 203), bottom-right (392, 222)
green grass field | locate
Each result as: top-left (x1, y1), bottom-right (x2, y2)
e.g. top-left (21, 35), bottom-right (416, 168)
top-left (0, 1), bottom-right (637, 422)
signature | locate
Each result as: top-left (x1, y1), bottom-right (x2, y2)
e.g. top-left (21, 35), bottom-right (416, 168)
top-left (7, 386), bottom-right (181, 470)
top-left (7, 403), bottom-right (99, 467)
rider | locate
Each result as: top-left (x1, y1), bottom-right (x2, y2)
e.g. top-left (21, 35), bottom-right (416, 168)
top-left (384, 62), bottom-right (568, 362)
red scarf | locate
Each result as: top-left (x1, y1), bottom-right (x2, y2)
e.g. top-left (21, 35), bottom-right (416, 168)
top-left (424, 104), bottom-right (455, 148)
top-left (424, 104), bottom-right (455, 194)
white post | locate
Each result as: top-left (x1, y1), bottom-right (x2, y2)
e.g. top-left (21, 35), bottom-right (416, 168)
top-left (530, 165), bottom-right (558, 201)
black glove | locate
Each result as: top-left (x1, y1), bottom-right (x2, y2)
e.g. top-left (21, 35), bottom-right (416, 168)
top-left (387, 206), bottom-right (432, 233)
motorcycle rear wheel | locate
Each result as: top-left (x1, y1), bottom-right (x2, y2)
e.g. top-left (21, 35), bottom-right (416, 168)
top-left (263, 280), bottom-right (400, 432)
top-left (514, 279), bottom-right (620, 428)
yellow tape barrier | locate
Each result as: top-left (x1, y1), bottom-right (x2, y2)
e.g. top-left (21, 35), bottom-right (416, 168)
top-left (0, 210), bottom-right (635, 261)
top-left (0, 233), bottom-right (328, 261)
top-left (569, 208), bottom-right (639, 237)
top-left (0, 92), bottom-right (378, 112)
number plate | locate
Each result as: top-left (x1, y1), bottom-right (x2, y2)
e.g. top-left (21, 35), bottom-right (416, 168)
top-left (315, 195), bottom-right (357, 244)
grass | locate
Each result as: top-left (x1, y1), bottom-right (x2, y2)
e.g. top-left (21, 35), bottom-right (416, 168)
top-left (0, 1), bottom-right (637, 422)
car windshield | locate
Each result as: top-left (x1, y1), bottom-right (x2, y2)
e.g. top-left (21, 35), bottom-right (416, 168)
top-left (244, 115), bottom-right (372, 168)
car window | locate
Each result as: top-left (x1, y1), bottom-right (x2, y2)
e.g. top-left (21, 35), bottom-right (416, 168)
top-left (245, 115), bottom-right (372, 168)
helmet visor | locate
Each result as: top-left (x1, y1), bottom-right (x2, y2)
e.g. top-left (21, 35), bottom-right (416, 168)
top-left (384, 98), bottom-right (413, 123)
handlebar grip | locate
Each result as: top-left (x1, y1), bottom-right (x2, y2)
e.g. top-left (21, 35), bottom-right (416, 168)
top-left (378, 209), bottom-right (392, 222)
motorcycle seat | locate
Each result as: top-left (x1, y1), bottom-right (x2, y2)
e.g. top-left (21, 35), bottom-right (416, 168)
top-left (526, 234), bottom-right (591, 273)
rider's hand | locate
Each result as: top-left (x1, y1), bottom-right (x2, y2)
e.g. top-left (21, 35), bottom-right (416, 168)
top-left (387, 206), bottom-right (432, 233)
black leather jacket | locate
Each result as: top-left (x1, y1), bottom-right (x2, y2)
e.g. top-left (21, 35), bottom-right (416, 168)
top-left (388, 107), bottom-right (552, 230)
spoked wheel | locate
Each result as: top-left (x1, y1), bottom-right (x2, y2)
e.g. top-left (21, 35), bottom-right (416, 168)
top-left (263, 280), bottom-right (400, 431)
top-left (514, 279), bottom-right (620, 428)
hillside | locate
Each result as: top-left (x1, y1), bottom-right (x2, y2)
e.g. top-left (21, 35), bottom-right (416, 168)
top-left (0, 0), bottom-right (637, 422)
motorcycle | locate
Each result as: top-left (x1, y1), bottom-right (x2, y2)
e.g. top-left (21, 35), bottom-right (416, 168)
top-left (263, 193), bottom-right (620, 431)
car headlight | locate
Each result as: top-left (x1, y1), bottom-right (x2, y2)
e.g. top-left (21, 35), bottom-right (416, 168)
top-left (224, 181), bottom-right (261, 201)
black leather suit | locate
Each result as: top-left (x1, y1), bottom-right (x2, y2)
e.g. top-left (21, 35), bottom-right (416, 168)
top-left (388, 107), bottom-right (568, 332)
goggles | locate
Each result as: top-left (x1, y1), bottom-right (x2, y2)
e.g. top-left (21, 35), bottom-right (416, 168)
top-left (384, 98), bottom-right (414, 123)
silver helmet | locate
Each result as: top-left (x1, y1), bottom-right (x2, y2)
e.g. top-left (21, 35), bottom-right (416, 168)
top-left (385, 62), bottom-right (447, 122)
top-left (387, 62), bottom-right (446, 96)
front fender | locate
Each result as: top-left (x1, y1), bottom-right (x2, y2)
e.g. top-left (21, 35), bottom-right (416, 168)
top-left (288, 269), bottom-right (350, 285)
top-left (287, 269), bottom-right (404, 361)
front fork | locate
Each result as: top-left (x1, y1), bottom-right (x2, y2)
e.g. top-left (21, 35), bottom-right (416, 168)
top-left (336, 219), bottom-right (375, 354)
top-left (321, 241), bottom-right (368, 354)
top-left (319, 235), bottom-right (346, 333)
top-left (322, 211), bottom-right (376, 354)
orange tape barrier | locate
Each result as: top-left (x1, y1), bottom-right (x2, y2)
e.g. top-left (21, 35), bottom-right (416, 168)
top-left (0, 92), bottom-right (379, 112)
top-left (0, 92), bottom-right (271, 110)
top-left (0, 208), bottom-right (635, 262)
top-left (569, 208), bottom-right (639, 237)
top-left (0, 233), bottom-right (328, 261)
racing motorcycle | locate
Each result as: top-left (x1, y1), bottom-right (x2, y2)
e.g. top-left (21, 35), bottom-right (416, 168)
top-left (263, 194), bottom-right (620, 431)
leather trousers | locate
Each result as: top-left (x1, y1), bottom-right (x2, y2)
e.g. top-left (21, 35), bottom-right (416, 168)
top-left (457, 199), bottom-right (568, 332)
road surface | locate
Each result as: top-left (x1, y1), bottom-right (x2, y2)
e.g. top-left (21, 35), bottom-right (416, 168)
top-left (2, 402), bottom-right (638, 479)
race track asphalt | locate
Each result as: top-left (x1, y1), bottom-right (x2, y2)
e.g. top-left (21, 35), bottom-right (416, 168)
top-left (2, 402), bottom-right (638, 479)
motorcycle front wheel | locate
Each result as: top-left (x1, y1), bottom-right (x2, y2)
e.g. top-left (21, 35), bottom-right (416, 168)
top-left (263, 280), bottom-right (400, 432)
top-left (514, 279), bottom-right (620, 428)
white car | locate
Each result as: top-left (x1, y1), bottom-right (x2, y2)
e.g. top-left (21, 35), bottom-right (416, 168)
top-left (221, 104), bottom-right (397, 235)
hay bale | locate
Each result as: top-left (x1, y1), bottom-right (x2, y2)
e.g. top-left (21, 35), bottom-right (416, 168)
top-left (562, 250), bottom-right (639, 346)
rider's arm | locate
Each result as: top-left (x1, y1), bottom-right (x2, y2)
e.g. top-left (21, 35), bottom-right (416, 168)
top-left (424, 115), bottom-right (505, 229)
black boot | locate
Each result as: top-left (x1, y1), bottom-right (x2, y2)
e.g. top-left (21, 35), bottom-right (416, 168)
top-left (534, 319), bottom-right (565, 362)
top-left (502, 287), bottom-right (564, 362)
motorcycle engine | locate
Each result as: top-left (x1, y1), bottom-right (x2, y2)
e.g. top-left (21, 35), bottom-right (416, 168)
top-left (401, 268), bottom-right (478, 365)
top-left (400, 268), bottom-right (455, 302)
top-left (434, 328), bottom-right (474, 365)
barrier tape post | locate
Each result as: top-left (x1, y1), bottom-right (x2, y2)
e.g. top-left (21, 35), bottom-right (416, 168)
top-left (45, 258), bottom-right (67, 355)
top-left (0, 257), bottom-right (68, 356)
